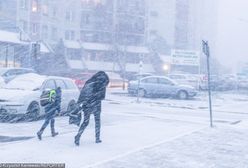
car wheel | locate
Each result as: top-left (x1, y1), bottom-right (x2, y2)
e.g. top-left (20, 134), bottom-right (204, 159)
top-left (138, 89), bottom-right (146, 97)
top-left (66, 100), bottom-right (77, 116)
top-left (26, 102), bottom-right (40, 120)
top-left (177, 91), bottom-right (188, 100)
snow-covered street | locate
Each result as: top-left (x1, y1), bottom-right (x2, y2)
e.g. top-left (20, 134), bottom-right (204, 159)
top-left (0, 0), bottom-right (248, 167)
top-left (0, 90), bottom-right (248, 168)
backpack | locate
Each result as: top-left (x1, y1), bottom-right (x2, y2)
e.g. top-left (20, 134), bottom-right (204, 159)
top-left (40, 89), bottom-right (56, 107)
top-left (69, 104), bottom-right (82, 126)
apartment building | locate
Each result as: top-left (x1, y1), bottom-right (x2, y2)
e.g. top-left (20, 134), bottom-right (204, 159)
top-left (67, 0), bottom-right (153, 73)
top-left (0, 0), bottom-right (153, 73)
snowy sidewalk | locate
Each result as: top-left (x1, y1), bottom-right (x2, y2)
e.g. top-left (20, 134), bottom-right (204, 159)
top-left (0, 116), bottom-right (204, 168)
top-left (93, 122), bottom-right (248, 168)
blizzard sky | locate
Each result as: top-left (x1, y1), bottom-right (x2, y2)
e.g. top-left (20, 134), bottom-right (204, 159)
top-left (217, 0), bottom-right (248, 70)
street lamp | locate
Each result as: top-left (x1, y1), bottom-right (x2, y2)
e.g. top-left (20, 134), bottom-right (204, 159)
top-left (163, 64), bottom-right (170, 74)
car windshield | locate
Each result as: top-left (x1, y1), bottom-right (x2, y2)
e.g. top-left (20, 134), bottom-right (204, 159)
top-left (0, 69), bottom-right (7, 76)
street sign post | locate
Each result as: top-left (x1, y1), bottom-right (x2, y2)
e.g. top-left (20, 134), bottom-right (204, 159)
top-left (202, 40), bottom-right (213, 128)
top-left (137, 60), bottom-right (143, 103)
top-left (31, 42), bottom-right (40, 70)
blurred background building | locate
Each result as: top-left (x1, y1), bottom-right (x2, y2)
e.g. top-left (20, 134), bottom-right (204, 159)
top-left (0, 0), bottom-right (218, 75)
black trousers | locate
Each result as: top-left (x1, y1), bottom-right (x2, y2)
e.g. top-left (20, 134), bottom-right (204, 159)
top-left (76, 103), bottom-right (101, 140)
top-left (38, 107), bottom-right (56, 135)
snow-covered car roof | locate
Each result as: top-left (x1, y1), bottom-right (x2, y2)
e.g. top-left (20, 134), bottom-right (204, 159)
top-left (140, 75), bottom-right (178, 84)
top-left (4, 73), bottom-right (47, 91)
top-left (5, 73), bottom-right (76, 91)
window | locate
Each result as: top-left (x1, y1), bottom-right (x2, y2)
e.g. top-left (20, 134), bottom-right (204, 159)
top-left (55, 80), bottom-right (67, 90)
top-left (81, 12), bottom-right (91, 25)
top-left (22, 69), bottom-right (35, 74)
top-left (143, 78), bottom-right (158, 84)
top-left (90, 52), bottom-right (96, 61)
top-left (32, 0), bottom-right (39, 12)
top-left (64, 80), bottom-right (77, 89)
top-left (43, 80), bottom-right (56, 90)
top-left (52, 7), bottom-right (57, 17)
top-left (71, 31), bottom-right (75, 40)
top-left (31, 23), bottom-right (38, 34)
top-left (20, 20), bottom-right (28, 32)
top-left (66, 10), bottom-right (74, 22)
top-left (159, 78), bottom-right (174, 85)
top-left (42, 25), bottom-right (48, 39)
top-left (65, 30), bottom-right (75, 40)
top-left (14, 69), bottom-right (27, 76)
top-left (43, 4), bottom-right (48, 15)
top-left (67, 49), bottom-right (81, 60)
top-left (51, 27), bottom-right (58, 40)
top-left (20, 0), bottom-right (28, 9)
top-left (4, 70), bottom-right (19, 77)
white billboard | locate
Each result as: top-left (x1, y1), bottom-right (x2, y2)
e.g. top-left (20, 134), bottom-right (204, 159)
top-left (171, 50), bottom-right (200, 66)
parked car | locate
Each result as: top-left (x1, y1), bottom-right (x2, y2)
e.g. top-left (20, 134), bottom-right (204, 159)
top-left (199, 74), bottom-right (237, 91)
top-left (0, 73), bottom-right (79, 119)
top-left (0, 67), bottom-right (35, 83)
top-left (199, 75), bottom-right (223, 90)
top-left (66, 72), bottom-right (94, 89)
top-left (106, 71), bottom-right (128, 88)
top-left (128, 76), bottom-right (197, 99)
top-left (127, 73), bottom-right (153, 81)
top-left (168, 74), bottom-right (200, 89)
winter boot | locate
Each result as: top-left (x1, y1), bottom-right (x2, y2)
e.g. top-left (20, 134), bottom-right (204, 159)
top-left (37, 131), bottom-right (42, 140)
top-left (74, 135), bottom-right (80, 146)
top-left (52, 132), bottom-right (59, 137)
top-left (96, 139), bottom-right (102, 143)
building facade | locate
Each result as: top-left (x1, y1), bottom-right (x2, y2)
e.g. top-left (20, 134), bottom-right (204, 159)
top-left (77, 0), bottom-right (151, 73)
top-left (146, 0), bottom-right (176, 48)
top-left (0, 0), bottom-right (154, 74)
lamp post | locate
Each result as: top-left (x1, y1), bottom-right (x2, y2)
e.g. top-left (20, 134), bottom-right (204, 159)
top-left (137, 60), bottom-right (143, 103)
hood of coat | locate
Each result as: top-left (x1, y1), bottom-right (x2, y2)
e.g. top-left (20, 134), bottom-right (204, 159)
top-left (86, 71), bottom-right (109, 88)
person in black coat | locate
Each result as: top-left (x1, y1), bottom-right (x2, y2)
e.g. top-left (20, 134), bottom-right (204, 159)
top-left (37, 87), bottom-right (61, 140)
top-left (74, 71), bottom-right (109, 146)
top-left (55, 87), bottom-right (62, 113)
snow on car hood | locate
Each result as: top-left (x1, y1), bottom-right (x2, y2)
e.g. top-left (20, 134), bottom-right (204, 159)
top-left (0, 89), bottom-right (37, 102)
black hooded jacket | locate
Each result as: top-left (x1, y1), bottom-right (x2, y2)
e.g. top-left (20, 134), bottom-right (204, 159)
top-left (55, 87), bottom-right (62, 111)
top-left (77, 71), bottom-right (109, 109)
